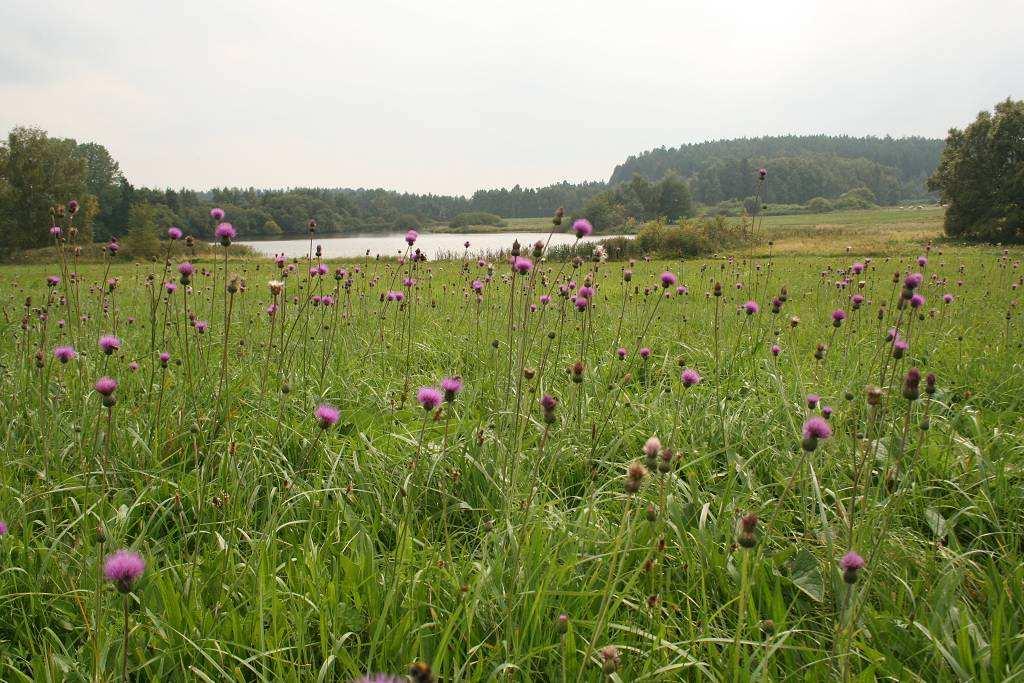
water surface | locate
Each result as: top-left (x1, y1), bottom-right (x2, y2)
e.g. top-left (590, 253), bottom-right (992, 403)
top-left (238, 232), bottom-right (626, 259)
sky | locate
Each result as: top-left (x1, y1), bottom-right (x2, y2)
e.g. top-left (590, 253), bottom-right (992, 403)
top-left (1, 0), bottom-right (1022, 196)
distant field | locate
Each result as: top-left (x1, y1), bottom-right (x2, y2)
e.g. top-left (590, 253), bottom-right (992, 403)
top-left (750, 206), bottom-right (945, 256)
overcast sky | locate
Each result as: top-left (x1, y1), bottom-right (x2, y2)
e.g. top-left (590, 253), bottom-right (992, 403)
top-left (2, 0), bottom-right (1021, 195)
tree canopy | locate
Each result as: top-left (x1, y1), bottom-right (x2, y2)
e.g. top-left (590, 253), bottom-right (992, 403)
top-left (928, 98), bottom-right (1024, 241)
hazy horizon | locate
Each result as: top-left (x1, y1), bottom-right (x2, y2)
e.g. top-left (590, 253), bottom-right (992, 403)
top-left (2, 0), bottom-right (1021, 195)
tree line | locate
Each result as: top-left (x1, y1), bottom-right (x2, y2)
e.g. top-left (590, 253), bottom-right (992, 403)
top-left (1, 126), bottom-right (955, 252)
top-left (611, 134), bottom-right (944, 205)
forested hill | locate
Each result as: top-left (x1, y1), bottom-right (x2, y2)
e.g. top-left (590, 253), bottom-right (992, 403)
top-left (609, 135), bottom-right (944, 204)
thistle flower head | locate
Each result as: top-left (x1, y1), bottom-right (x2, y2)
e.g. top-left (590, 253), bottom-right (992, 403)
top-left (405, 229), bottom-right (418, 245)
top-left (315, 403), bottom-right (340, 429)
top-left (512, 256), bottom-right (533, 274)
top-left (643, 436), bottom-right (661, 458)
top-left (103, 550), bottom-right (145, 593)
top-left (210, 207), bottom-right (225, 221)
top-left (743, 300), bottom-right (760, 315)
top-left (94, 376), bottom-right (118, 396)
top-left (417, 387), bottom-right (442, 411)
top-left (214, 223), bottom-right (236, 240)
top-left (572, 219), bottom-right (593, 238)
top-left (681, 368), bottom-right (701, 387)
top-left (660, 271), bottom-right (677, 288)
top-left (167, 227), bottom-right (183, 240)
top-left (441, 376), bottom-right (463, 402)
top-left (53, 345), bottom-right (77, 363)
top-left (98, 335), bottom-right (121, 354)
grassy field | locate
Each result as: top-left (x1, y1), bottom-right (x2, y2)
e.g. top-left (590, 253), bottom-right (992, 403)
top-left (1, 222), bottom-right (1022, 681)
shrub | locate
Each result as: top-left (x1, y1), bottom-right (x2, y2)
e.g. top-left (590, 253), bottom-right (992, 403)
top-left (449, 211), bottom-right (506, 229)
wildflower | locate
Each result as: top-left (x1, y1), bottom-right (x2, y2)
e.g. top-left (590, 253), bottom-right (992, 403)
top-left (771, 344), bottom-right (781, 357)
top-left (128, 361), bottom-right (140, 373)
top-left (95, 376), bottom-right (117, 396)
top-left (210, 207), bottom-right (225, 220)
top-left (822, 406), bottom-right (833, 419)
top-left (512, 257), bottom-right (533, 274)
top-left (807, 394), bottom-right (820, 409)
top-left (50, 226), bottom-right (62, 237)
top-left (159, 352), bottom-right (170, 367)
top-left (738, 513), bottom-right (758, 548)
top-left (0, 521), bottom-right (6, 535)
top-left (178, 262), bottom-right (194, 282)
top-left (441, 376), bottom-right (463, 402)
top-left (910, 293), bottom-right (925, 309)
top-left (616, 347), bottom-right (628, 359)
top-left (98, 335), bottom-right (121, 355)
top-left (625, 462), bottom-right (647, 494)
top-left (68, 199), bottom-right (79, 214)
top-left (902, 368), bottom-right (921, 401)
top-left (943, 293), bottom-right (954, 304)
top-left (681, 368), bottom-right (701, 387)
top-left (268, 280), bottom-right (284, 295)
top-left (660, 271), bottom-right (677, 288)
top-left (643, 436), bottom-right (661, 460)
top-left (892, 339), bottom-right (908, 359)
top-left (103, 550), bottom-right (145, 593)
top-left (801, 416), bottom-right (832, 451)
top-left (417, 387), bottom-right (442, 411)
top-left (573, 219), bottom-right (593, 238)
top-left (832, 309), bottom-right (846, 326)
top-left (639, 347), bottom-right (651, 360)
top-left (194, 320), bottom-right (208, 333)
top-left (743, 300), bottom-right (760, 315)
top-left (167, 226), bottom-right (183, 240)
top-left (600, 645), bottom-right (620, 675)
top-left (53, 345), bottom-right (77, 363)
top-left (405, 229), bottom-right (418, 246)
top-left (540, 394), bottom-right (558, 423)
top-left (904, 272), bottom-right (923, 290)
top-left (315, 403), bottom-right (340, 429)
top-left (164, 281), bottom-right (177, 293)
top-left (925, 372), bottom-right (936, 396)
top-left (47, 275), bottom-right (61, 287)
top-left (215, 222), bottom-right (236, 245)
top-left (839, 551), bottom-right (865, 584)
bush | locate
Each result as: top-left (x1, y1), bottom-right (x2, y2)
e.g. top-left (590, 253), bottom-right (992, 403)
top-left (449, 212), bottom-right (505, 229)
top-left (548, 216), bottom-right (756, 261)
top-left (805, 197), bottom-right (834, 213)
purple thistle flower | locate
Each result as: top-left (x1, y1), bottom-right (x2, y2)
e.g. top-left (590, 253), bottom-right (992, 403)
top-left (832, 309), bottom-right (846, 322)
top-left (943, 293), bottom-right (954, 303)
top-left (802, 416), bottom-right (832, 442)
top-left (214, 223), bottom-right (236, 240)
top-left (178, 262), bottom-right (194, 276)
top-left (47, 275), bottom-right (61, 287)
top-left (94, 376), bottom-right (118, 396)
top-left (53, 345), bottom-right (77, 363)
top-left (210, 207), bottom-right (225, 221)
top-left (441, 376), bottom-right (463, 402)
top-left (660, 271), bottom-right (677, 288)
top-left (167, 226), bottom-right (183, 240)
top-left (513, 257), bottom-right (533, 274)
top-left (103, 550), bottom-right (145, 593)
top-left (839, 550), bottom-right (865, 584)
top-left (771, 344), bottom-right (781, 356)
top-left (50, 226), bottom-right (62, 237)
top-left (572, 219), bottom-right (593, 238)
top-left (164, 281), bottom-right (177, 293)
top-left (643, 436), bottom-right (661, 458)
top-left (681, 368), bottom-right (701, 387)
top-left (574, 297), bottom-right (588, 311)
top-left (159, 352), bottom-right (170, 367)
top-left (851, 262), bottom-right (865, 274)
top-left (194, 320), bottom-right (208, 333)
top-left (0, 520), bottom-right (7, 535)
top-left (616, 347), bottom-right (628, 359)
top-left (917, 256), bottom-right (928, 267)
top-left (405, 229), bottom-right (419, 246)
top-left (822, 406), bottom-right (833, 419)
top-left (98, 335), bottom-right (121, 354)
top-left (840, 550), bottom-right (865, 571)
top-left (743, 300), bottom-right (760, 315)
top-left (807, 394), bottom-right (821, 409)
top-left (539, 294), bottom-right (551, 305)
top-left (910, 293), bottom-right (925, 308)
top-left (904, 272), bottom-right (923, 289)
top-left (417, 387), bottom-right (442, 411)
top-left (128, 361), bottom-right (140, 373)
top-left (315, 403), bottom-right (340, 429)
top-left (639, 347), bottom-right (651, 359)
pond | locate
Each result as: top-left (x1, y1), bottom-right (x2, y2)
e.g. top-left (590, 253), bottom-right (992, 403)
top-left (236, 231), bottom-right (627, 260)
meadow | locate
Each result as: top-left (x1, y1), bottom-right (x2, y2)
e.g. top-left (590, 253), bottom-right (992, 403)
top-left (1, 210), bottom-right (1022, 682)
